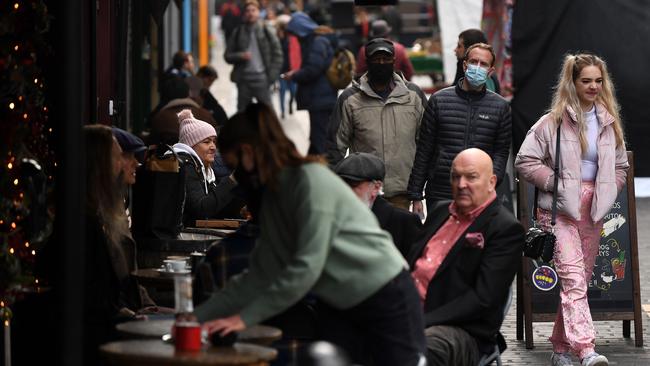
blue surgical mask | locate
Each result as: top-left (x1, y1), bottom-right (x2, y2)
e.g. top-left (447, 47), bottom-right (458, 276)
top-left (465, 64), bottom-right (489, 87)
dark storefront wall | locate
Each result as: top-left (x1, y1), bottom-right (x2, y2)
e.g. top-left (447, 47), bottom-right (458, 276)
top-left (511, 0), bottom-right (650, 176)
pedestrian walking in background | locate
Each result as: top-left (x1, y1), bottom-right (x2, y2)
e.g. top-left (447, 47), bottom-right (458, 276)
top-left (355, 20), bottom-right (414, 81)
top-left (163, 50), bottom-right (195, 80)
top-left (225, 0), bottom-right (283, 112)
top-left (283, 12), bottom-right (337, 155)
top-left (452, 29), bottom-right (501, 94)
top-left (196, 65), bottom-right (229, 126)
top-left (275, 14), bottom-right (301, 119)
top-left (407, 43), bottom-right (511, 216)
top-left (219, 0), bottom-right (242, 42)
top-left (516, 53), bottom-right (628, 366)
top-left (329, 38), bottom-right (426, 210)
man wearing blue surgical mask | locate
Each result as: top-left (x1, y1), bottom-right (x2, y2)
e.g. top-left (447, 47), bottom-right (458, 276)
top-left (407, 43), bottom-right (511, 217)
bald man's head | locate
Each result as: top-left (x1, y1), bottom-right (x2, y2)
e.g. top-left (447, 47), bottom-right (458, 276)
top-left (450, 148), bottom-right (497, 215)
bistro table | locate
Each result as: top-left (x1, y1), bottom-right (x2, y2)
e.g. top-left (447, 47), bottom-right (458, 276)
top-left (117, 319), bottom-right (283, 346)
top-left (131, 268), bottom-right (181, 291)
top-left (100, 339), bottom-right (277, 366)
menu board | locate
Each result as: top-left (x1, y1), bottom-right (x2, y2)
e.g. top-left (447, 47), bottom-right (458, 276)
top-left (524, 182), bottom-right (634, 313)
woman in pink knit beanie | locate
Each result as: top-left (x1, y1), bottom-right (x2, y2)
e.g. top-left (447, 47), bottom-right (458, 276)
top-left (174, 109), bottom-right (243, 225)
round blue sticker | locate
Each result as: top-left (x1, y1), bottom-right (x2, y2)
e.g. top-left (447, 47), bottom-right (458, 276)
top-left (532, 265), bottom-right (558, 291)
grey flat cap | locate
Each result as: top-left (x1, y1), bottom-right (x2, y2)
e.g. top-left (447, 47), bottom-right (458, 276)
top-left (334, 152), bottom-right (385, 182)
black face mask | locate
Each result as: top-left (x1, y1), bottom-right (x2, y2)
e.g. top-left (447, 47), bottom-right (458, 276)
top-left (367, 62), bottom-right (394, 84)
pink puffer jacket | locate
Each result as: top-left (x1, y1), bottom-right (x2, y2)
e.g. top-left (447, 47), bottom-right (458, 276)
top-left (515, 104), bottom-right (629, 222)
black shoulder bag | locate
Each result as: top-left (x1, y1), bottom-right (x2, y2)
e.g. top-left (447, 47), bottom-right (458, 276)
top-left (523, 121), bottom-right (561, 263)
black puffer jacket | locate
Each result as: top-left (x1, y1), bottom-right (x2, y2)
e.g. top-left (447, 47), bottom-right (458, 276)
top-left (407, 81), bottom-right (511, 202)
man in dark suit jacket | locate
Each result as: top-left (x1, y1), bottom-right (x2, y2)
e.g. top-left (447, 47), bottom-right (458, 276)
top-left (405, 148), bottom-right (523, 366)
top-left (334, 152), bottom-right (423, 256)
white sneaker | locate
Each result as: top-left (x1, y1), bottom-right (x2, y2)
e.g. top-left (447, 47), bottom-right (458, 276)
top-left (581, 352), bottom-right (608, 366)
top-left (551, 352), bottom-right (573, 366)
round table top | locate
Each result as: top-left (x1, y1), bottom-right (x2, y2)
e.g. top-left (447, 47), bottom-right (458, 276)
top-left (100, 339), bottom-right (277, 366)
top-left (116, 320), bottom-right (282, 346)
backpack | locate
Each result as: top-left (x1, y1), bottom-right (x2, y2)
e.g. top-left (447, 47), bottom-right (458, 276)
top-left (326, 47), bottom-right (356, 90)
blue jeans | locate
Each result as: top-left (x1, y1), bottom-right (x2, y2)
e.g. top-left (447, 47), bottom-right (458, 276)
top-left (278, 79), bottom-right (296, 116)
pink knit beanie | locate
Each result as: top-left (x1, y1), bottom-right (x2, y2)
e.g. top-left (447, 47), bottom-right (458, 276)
top-left (177, 109), bottom-right (217, 147)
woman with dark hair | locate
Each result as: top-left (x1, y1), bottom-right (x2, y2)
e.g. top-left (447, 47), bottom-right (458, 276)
top-left (516, 53), bottom-right (628, 366)
top-left (193, 103), bottom-right (427, 366)
top-left (83, 125), bottom-right (149, 364)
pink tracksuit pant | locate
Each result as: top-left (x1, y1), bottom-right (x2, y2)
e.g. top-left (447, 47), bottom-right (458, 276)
top-left (538, 182), bottom-right (603, 359)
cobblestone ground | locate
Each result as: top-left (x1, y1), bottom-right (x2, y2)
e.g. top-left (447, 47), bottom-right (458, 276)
top-left (502, 198), bottom-right (650, 365)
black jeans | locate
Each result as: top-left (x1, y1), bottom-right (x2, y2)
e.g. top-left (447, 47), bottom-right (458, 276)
top-left (307, 108), bottom-right (332, 155)
top-left (316, 270), bottom-right (426, 366)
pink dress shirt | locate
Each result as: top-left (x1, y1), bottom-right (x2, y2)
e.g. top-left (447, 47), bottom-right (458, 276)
top-left (411, 193), bottom-right (496, 302)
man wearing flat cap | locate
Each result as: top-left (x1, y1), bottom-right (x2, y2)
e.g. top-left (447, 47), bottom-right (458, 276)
top-left (335, 152), bottom-right (422, 256)
top-left (355, 20), bottom-right (414, 81)
top-left (327, 38), bottom-right (427, 211)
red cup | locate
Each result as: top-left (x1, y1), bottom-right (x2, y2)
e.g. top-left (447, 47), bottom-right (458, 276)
top-left (174, 321), bottom-right (202, 352)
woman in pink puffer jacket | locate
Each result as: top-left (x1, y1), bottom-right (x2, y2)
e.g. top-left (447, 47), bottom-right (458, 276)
top-left (515, 53), bottom-right (628, 366)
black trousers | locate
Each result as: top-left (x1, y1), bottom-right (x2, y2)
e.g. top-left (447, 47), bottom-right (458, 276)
top-left (307, 108), bottom-right (332, 155)
top-left (424, 325), bottom-right (480, 366)
top-left (316, 270), bottom-right (426, 366)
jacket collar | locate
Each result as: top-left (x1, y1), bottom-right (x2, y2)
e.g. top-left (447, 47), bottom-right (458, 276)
top-left (565, 103), bottom-right (615, 127)
top-left (434, 199), bottom-right (500, 276)
top-left (357, 73), bottom-right (410, 102)
top-left (410, 198), bottom-right (501, 273)
top-left (454, 78), bottom-right (487, 100)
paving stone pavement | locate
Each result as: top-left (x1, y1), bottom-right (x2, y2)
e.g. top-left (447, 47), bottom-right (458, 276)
top-left (502, 197), bottom-right (650, 365)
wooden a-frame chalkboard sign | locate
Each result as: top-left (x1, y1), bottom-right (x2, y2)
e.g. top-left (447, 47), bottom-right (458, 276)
top-left (516, 151), bottom-right (642, 348)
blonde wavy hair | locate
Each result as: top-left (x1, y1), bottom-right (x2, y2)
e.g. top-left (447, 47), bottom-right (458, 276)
top-left (549, 53), bottom-right (625, 150)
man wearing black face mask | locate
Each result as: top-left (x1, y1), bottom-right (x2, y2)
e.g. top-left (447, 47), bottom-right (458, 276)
top-left (327, 38), bottom-right (427, 210)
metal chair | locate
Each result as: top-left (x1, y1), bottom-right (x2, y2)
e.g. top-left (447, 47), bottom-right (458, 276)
top-left (477, 285), bottom-right (513, 366)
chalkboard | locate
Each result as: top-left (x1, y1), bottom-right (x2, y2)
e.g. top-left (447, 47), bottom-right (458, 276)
top-left (524, 180), bottom-right (634, 313)
top-left (517, 151), bottom-right (642, 348)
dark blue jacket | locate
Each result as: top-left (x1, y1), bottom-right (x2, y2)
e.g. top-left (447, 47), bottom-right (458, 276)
top-left (286, 12), bottom-right (337, 111)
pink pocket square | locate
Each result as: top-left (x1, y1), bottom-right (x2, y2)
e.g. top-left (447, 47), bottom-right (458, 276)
top-left (465, 232), bottom-right (485, 249)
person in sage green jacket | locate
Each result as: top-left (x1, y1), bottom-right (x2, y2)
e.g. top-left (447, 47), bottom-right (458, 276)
top-left (194, 103), bottom-right (426, 366)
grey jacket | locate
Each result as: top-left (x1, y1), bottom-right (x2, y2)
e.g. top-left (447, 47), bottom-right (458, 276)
top-left (328, 73), bottom-right (427, 197)
top-left (225, 21), bottom-right (283, 84)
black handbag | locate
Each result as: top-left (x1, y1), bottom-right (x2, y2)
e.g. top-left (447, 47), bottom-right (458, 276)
top-left (132, 145), bottom-right (186, 239)
top-left (523, 121), bottom-right (562, 263)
